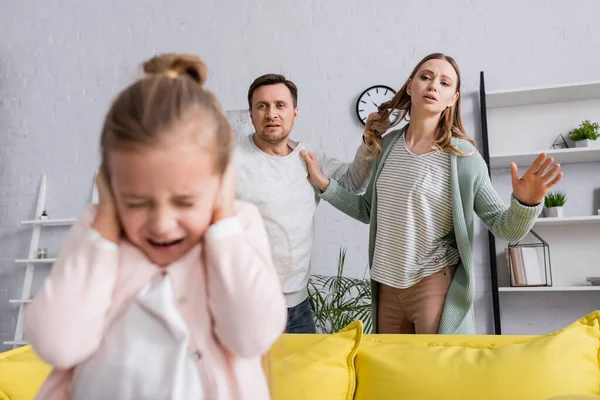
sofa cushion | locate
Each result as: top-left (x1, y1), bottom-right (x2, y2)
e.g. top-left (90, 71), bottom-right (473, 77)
top-left (265, 320), bottom-right (363, 400)
top-left (354, 311), bottom-right (600, 400)
top-left (0, 345), bottom-right (51, 400)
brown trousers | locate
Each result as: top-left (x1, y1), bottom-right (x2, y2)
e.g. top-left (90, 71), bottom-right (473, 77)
top-left (377, 266), bottom-right (456, 334)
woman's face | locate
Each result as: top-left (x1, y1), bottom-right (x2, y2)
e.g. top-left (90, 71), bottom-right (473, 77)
top-left (407, 59), bottom-right (459, 115)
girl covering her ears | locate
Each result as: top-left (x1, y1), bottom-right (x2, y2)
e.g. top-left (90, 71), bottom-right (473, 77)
top-left (301, 53), bottom-right (563, 335)
top-left (24, 53), bottom-right (286, 400)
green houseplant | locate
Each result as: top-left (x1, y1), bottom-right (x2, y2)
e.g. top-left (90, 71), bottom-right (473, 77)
top-left (308, 247), bottom-right (373, 334)
top-left (544, 191), bottom-right (567, 218)
top-left (568, 120), bottom-right (599, 148)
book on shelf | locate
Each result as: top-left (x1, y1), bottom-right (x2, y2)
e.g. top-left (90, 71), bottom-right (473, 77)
top-left (586, 277), bottom-right (600, 286)
top-left (505, 247), bottom-right (547, 286)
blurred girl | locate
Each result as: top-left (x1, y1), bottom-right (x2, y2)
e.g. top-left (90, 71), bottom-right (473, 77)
top-left (25, 53), bottom-right (286, 399)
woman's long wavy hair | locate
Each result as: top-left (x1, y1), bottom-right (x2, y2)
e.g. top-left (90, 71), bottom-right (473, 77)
top-left (363, 53), bottom-right (474, 158)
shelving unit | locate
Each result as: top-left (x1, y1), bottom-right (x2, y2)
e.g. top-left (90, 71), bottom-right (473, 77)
top-left (485, 80), bottom-right (600, 108)
top-left (4, 340), bottom-right (27, 346)
top-left (499, 286), bottom-right (600, 292)
top-left (490, 147), bottom-right (600, 168)
top-left (21, 218), bottom-right (77, 227)
top-left (4, 174), bottom-right (76, 348)
top-left (8, 299), bottom-right (32, 304)
top-left (479, 73), bottom-right (600, 334)
top-left (534, 216), bottom-right (600, 227)
top-left (14, 258), bottom-right (58, 264)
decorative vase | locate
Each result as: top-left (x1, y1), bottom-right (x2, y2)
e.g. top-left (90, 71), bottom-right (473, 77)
top-left (544, 206), bottom-right (564, 218)
top-left (575, 139), bottom-right (599, 148)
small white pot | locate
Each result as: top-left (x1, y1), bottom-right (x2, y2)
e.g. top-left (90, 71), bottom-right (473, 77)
top-left (575, 139), bottom-right (599, 148)
top-left (544, 206), bottom-right (564, 218)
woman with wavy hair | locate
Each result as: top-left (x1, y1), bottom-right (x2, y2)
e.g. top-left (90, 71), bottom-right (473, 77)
top-left (301, 53), bottom-right (562, 334)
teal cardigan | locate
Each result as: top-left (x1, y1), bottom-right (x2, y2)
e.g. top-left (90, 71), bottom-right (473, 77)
top-left (320, 126), bottom-right (543, 334)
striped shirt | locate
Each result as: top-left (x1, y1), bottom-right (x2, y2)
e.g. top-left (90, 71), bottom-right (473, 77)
top-left (371, 132), bottom-right (460, 289)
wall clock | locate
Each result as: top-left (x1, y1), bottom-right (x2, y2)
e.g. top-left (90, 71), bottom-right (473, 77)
top-left (356, 85), bottom-right (398, 126)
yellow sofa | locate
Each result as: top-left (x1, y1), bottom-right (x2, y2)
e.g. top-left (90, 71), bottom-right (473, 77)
top-left (2, 311), bottom-right (600, 400)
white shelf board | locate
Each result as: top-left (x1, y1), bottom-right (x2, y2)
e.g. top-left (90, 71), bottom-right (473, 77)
top-left (21, 218), bottom-right (76, 227)
top-left (534, 216), bottom-right (600, 227)
top-left (15, 258), bottom-right (57, 264)
top-left (3, 340), bottom-right (27, 345)
top-left (486, 80), bottom-right (600, 108)
top-left (499, 286), bottom-right (600, 292)
top-left (490, 147), bottom-right (600, 168)
top-left (9, 299), bottom-right (32, 304)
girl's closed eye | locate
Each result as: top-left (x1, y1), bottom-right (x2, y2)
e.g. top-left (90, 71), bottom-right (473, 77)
top-left (174, 199), bottom-right (195, 208)
top-left (126, 202), bottom-right (149, 209)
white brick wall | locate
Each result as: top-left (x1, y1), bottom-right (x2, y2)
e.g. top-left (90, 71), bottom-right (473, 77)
top-left (2, 0), bottom-right (600, 349)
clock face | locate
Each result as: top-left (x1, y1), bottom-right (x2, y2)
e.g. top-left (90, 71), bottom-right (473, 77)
top-left (356, 85), bottom-right (398, 126)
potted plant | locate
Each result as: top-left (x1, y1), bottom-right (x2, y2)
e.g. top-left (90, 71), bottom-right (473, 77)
top-left (544, 191), bottom-right (567, 218)
top-left (568, 120), bottom-right (600, 148)
top-left (308, 247), bottom-right (373, 334)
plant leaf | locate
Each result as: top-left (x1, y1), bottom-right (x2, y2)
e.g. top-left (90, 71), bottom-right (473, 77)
top-left (307, 246), bottom-right (373, 333)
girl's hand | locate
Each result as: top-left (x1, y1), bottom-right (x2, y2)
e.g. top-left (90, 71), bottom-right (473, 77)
top-left (510, 153), bottom-right (563, 206)
top-left (212, 162), bottom-right (237, 224)
top-left (300, 151), bottom-right (329, 192)
top-left (91, 166), bottom-right (121, 243)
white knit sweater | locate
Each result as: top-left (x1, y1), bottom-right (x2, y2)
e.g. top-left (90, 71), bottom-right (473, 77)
top-left (234, 133), bottom-right (372, 307)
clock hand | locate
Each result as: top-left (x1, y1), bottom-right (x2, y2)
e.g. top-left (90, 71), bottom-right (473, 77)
top-left (372, 101), bottom-right (379, 108)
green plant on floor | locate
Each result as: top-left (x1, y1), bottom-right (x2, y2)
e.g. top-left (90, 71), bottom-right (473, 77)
top-left (544, 191), bottom-right (567, 208)
top-left (568, 120), bottom-right (600, 141)
top-left (307, 247), bottom-right (373, 334)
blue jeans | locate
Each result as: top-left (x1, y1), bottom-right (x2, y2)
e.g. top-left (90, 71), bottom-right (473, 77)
top-left (286, 298), bottom-right (316, 333)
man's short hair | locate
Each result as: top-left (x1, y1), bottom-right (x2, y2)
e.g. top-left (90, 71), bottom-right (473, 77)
top-left (247, 74), bottom-right (298, 109)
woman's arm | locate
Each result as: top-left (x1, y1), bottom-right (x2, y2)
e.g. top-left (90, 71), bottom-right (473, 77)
top-left (473, 152), bottom-right (560, 242)
top-left (319, 176), bottom-right (374, 224)
top-left (301, 150), bottom-right (377, 224)
top-left (474, 175), bottom-right (542, 242)
top-left (316, 142), bottom-right (374, 194)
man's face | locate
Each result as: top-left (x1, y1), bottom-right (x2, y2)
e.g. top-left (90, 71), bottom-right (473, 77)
top-left (250, 83), bottom-right (298, 145)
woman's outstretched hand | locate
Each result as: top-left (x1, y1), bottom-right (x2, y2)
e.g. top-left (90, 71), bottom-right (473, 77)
top-left (510, 153), bottom-right (563, 206)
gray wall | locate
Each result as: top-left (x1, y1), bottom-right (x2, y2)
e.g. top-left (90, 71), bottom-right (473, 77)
top-left (2, 0), bottom-right (600, 349)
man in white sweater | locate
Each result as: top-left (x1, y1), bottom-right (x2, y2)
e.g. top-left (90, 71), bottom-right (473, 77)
top-left (234, 74), bottom-right (373, 333)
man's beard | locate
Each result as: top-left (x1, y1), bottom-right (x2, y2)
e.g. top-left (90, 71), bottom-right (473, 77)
top-left (255, 127), bottom-right (290, 145)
